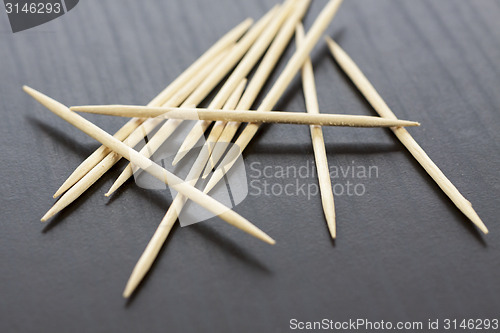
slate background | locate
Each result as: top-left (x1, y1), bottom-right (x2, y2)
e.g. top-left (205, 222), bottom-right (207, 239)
top-left (0, 0), bottom-right (499, 332)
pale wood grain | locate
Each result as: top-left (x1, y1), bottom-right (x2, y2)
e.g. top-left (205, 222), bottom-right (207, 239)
top-left (24, 86), bottom-right (275, 246)
top-left (202, 0), bottom-right (312, 178)
top-left (103, 6), bottom-right (279, 196)
top-left (203, 0), bottom-right (344, 194)
top-left (122, 79), bottom-right (247, 298)
top-left (71, 105), bottom-right (419, 128)
top-left (171, 0), bottom-right (296, 166)
top-left (52, 18), bottom-right (252, 198)
top-left (39, 50), bottom-right (229, 220)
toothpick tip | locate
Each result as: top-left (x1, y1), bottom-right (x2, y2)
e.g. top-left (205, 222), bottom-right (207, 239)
top-left (460, 203), bottom-right (489, 234)
top-left (327, 222), bottom-right (336, 239)
top-left (324, 36), bottom-right (339, 51)
top-left (399, 121), bottom-right (420, 127)
top-left (329, 229), bottom-right (336, 239)
top-left (41, 205), bottom-right (59, 221)
top-left (22, 85), bottom-right (35, 95)
top-left (171, 152), bottom-right (186, 166)
top-left (123, 276), bottom-right (140, 298)
top-left (203, 171), bottom-right (222, 194)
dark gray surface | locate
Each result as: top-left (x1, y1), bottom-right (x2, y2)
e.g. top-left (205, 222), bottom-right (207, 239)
top-left (1, 1), bottom-right (499, 332)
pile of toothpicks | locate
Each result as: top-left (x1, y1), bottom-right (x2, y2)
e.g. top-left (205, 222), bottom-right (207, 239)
top-left (24, 0), bottom-right (487, 298)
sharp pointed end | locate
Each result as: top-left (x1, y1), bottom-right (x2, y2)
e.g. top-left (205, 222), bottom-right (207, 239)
top-left (325, 36), bottom-right (339, 53)
top-left (328, 225), bottom-right (336, 239)
top-left (326, 217), bottom-right (336, 239)
top-left (23, 85), bottom-right (45, 103)
top-left (474, 220), bottom-right (489, 235)
top-left (203, 172), bottom-right (222, 194)
top-left (172, 151), bottom-right (188, 166)
top-left (244, 224), bottom-right (276, 245)
top-left (244, 18), bottom-right (253, 26)
top-left (69, 106), bottom-right (86, 112)
top-left (22, 85), bottom-right (58, 107)
top-left (171, 156), bottom-right (181, 166)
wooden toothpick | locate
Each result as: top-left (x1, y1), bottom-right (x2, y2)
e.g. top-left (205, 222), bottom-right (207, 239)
top-left (70, 105), bottom-right (419, 128)
top-left (203, 0), bottom-right (344, 194)
top-left (102, 6), bottom-right (279, 196)
top-left (171, 0), bottom-right (296, 166)
top-left (325, 37), bottom-right (488, 234)
top-left (40, 6), bottom-right (276, 217)
top-left (106, 80), bottom-right (245, 197)
top-left (202, 0), bottom-right (312, 178)
top-left (24, 86), bottom-right (275, 245)
top-left (51, 18), bottom-right (252, 198)
top-left (122, 79), bottom-right (247, 298)
top-left (296, 24), bottom-right (336, 239)
top-left (134, 9), bottom-right (316, 288)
